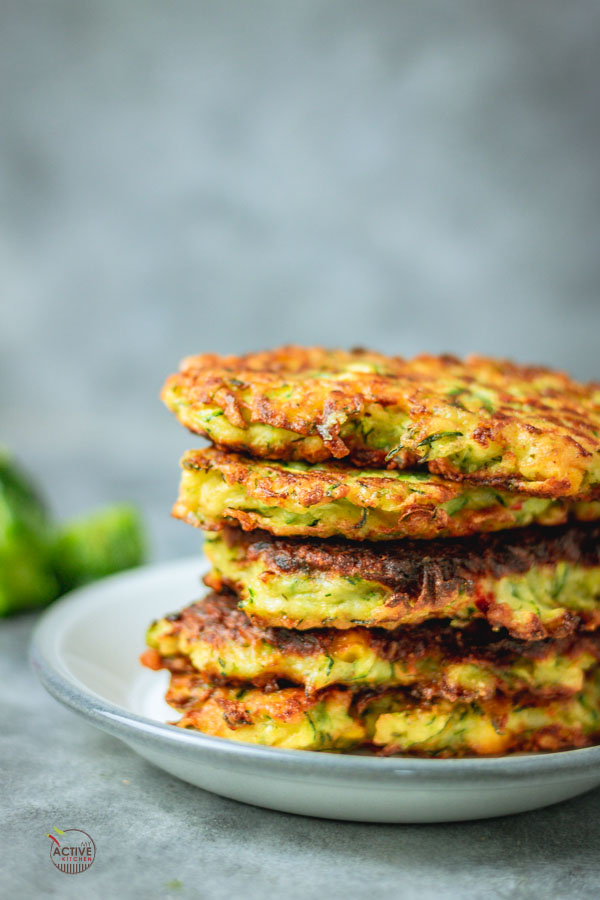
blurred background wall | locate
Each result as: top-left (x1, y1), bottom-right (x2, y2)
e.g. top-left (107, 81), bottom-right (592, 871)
top-left (2, 0), bottom-right (600, 560)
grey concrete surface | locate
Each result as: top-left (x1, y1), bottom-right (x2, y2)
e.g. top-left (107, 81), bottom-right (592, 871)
top-left (2, 2), bottom-right (600, 897)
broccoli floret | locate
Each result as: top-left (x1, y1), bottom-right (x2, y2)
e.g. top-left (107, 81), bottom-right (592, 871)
top-left (0, 452), bottom-right (59, 615)
top-left (0, 449), bottom-right (147, 616)
top-left (53, 504), bottom-right (146, 592)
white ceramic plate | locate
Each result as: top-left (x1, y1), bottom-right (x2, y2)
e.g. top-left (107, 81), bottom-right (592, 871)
top-left (31, 556), bottom-right (600, 823)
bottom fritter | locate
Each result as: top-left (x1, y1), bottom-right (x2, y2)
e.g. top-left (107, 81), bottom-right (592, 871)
top-left (162, 667), bottom-right (600, 756)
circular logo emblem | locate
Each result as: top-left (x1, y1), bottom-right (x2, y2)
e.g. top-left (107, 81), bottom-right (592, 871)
top-left (47, 829), bottom-right (96, 874)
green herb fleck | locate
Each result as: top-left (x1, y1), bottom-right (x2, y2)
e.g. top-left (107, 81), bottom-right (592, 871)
top-left (418, 431), bottom-right (463, 448)
top-left (443, 496), bottom-right (468, 517)
top-left (385, 445), bottom-right (404, 462)
top-left (550, 565), bottom-right (570, 599)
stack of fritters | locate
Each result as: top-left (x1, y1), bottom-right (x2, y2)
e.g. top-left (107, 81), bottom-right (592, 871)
top-left (142, 347), bottom-right (600, 756)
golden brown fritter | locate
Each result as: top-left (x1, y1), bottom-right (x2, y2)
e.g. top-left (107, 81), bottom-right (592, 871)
top-left (142, 591), bottom-right (600, 698)
top-left (204, 524), bottom-right (600, 639)
top-left (158, 670), bottom-right (600, 756)
top-left (363, 672), bottom-right (600, 756)
top-left (173, 448), bottom-right (600, 542)
top-left (168, 680), bottom-right (364, 750)
top-left (162, 347), bottom-right (600, 498)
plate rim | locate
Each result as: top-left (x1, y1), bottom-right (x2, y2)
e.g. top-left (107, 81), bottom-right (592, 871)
top-left (30, 555), bottom-right (600, 785)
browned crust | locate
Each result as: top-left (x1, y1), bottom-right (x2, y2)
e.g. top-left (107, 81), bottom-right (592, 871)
top-left (219, 521), bottom-right (600, 588)
top-left (148, 590), bottom-right (600, 681)
top-left (205, 523), bottom-right (600, 640)
top-left (166, 674), bottom-right (214, 712)
top-left (378, 730), bottom-right (597, 757)
top-left (165, 675), bottom-right (600, 755)
top-left (162, 347), bottom-right (600, 497)
top-left (367, 680), bottom-right (600, 756)
top-left (177, 448), bottom-right (593, 543)
top-left (169, 679), bottom-right (339, 722)
top-left (181, 445), bottom-right (471, 506)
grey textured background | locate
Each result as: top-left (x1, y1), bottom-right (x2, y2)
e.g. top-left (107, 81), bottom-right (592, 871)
top-left (2, 2), bottom-right (600, 898)
top-left (3, 0), bottom-right (600, 559)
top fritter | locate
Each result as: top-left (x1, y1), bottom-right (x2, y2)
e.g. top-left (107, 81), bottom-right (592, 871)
top-left (162, 347), bottom-right (600, 499)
